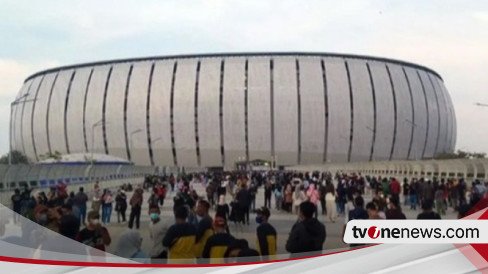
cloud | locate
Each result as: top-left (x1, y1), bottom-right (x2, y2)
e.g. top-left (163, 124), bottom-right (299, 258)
top-left (0, 59), bottom-right (60, 154)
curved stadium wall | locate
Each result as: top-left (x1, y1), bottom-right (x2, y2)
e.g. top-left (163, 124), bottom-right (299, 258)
top-left (11, 52), bottom-right (456, 168)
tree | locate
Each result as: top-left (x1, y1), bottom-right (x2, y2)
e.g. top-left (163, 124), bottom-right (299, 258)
top-left (38, 151), bottom-right (62, 161)
top-left (434, 149), bottom-right (486, 160)
top-left (0, 150), bottom-right (31, 164)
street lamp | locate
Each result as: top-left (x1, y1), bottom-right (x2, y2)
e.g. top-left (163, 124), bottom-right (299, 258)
top-left (152, 137), bottom-right (162, 144)
top-left (130, 129), bottom-right (143, 156)
top-left (475, 102), bottom-right (488, 107)
top-left (91, 119), bottom-right (108, 163)
top-left (9, 93), bottom-right (36, 165)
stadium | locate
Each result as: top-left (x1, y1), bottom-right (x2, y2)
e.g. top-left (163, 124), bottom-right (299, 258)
top-left (10, 52), bottom-right (456, 169)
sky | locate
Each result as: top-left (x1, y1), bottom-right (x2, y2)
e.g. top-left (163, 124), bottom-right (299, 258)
top-left (1, 0), bottom-right (487, 156)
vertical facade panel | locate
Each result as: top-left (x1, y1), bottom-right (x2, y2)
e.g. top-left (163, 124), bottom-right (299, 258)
top-left (84, 66), bottom-right (111, 156)
top-left (21, 77), bottom-right (42, 159)
top-left (388, 64), bottom-right (413, 160)
top-left (299, 58), bottom-right (325, 164)
top-left (66, 68), bottom-right (92, 154)
top-left (126, 62), bottom-right (152, 165)
top-left (369, 61), bottom-right (395, 160)
top-left (430, 74), bottom-right (449, 154)
top-left (105, 63), bottom-right (131, 160)
top-left (173, 59), bottom-right (198, 167)
top-left (222, 58), bottom-right (246, 169)
top-left (47, 70), bottom-right (73, 155)
top-left (404, 67), bottom-right (428, 160)
top-left (347, 59), bottom-right (374, 162)
top-left (12, 81), bottom-right (31, 153)
top-left (198, 59), bottom-right (222, 167)
top-left (439, 79), bottom-right (456, 152)
top-left (418, 70), bottom-right (439, 158)
top-left (32, 73), bottom-right (57, 159)
top-left (324, 57), bottom-right (350, 162)
top-left (247, 57), bottom-right (271, 162)
top-left (150, 61), bottom-right (175, 166)
top-left (273, 57), bottom-right (299, 165)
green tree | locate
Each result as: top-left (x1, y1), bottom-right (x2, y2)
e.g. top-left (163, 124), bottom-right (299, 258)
top-left (434, 149), bottom-right (486, 160)
top-left (38, 151), bottom-right (62, 161)
top-left (0, 150), bottom-right (31, 164)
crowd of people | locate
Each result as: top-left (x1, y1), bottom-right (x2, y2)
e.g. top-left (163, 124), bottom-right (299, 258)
top-left (6, 169), bottom-right (488, 263)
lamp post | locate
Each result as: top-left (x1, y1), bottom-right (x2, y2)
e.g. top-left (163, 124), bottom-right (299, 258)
top-left (91, 119), bottom-right (104, 163)
top-left (404, 118), bottom-right (422, 160)
top-left (152, 137), bottom-right (162, 144)
top-left (9, 93), bottom-right (35, 165)
top-left (475, 102), bottom-right (488, 107)
top-left (129, 129), bottom-right (143, 161)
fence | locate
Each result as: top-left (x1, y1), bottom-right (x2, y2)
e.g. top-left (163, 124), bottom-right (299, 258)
top-left (287, 158), bottom-right (488, 182)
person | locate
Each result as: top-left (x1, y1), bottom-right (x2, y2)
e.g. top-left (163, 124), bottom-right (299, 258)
top-left (206, 181), bottom-right (217, 208)
top-left (409, 179), bottom-right (418, 210)
top-left (236, 183), bottom-right (251, 225)
top-left (249, 182), bottom-right (258, 211)
top-left (224, 239), bottom-right (250, 260)
top-left (148, 188), bottom-right (160, 211)
top-left (318, 181), bottom-right (327, 215)
top-left (450, 179), bottom-right (460, 211)
top-left (193, 200), bottom-right (214, 258)
top-left (148, 207), bottom-right (170, 261)
top-left (422, 180), bottom-right (435, 205)
top-left (292, 185), bottom-right (306, 215)
top-left (264, 181), bottom-right (272, 209)
top-left (348, 196), bottom-right (369, 221)
top-left (73, 187), bottom-right (88, 226)
top-left (324, 180), bottom-right (337, 222)
top-left (284, 184), bottom-right (293, 213)
top-left (202, 215), bottom-right (235, 264)
top-left (115, 189), bottom-right (127, 223)
top-left (402, 178), bottom-right (410, 206)
top-left (91, 182), bottom-right (102, 213)
top-left (344, 191), bottom-right (360, 224)
top-left (435, 186), bottom-right (446, 216)
top-left (163, 206), bottom-right (197, 263)
top-left (76, 211), bottom-right (111, 252)
top-left (114, 229), bottom-right (148, 262)
top-left (417, 199), bottom-right (441, 220)
top-left (101, 189), bottom-right (113, 224)
top-left (216, 195), bottom-right (230, 221)
top-left (156, 183), bottom-right (167, 206)
top-left (366, 202), bottom-right (384, 219)
top-left (128, 186), bottom-right (143, 229)
top-left (306, 184), bottom-right (320, 217)
top-left (11, 189), bottom-right (22, 224)
top-left (385, 197), bottom-right (406, 219)
top-left (255, 207), bottom-right (277, 259)
top-left (390, 178), bottom-right (401, 203)
top-left (59, 204), bottom-right (81, 240)
top-left (274, 184), bottom-right (283, 211)
top-left (285, 201), bottom-right (326, 256)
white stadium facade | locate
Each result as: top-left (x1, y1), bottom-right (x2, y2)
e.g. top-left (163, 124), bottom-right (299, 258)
top-left (10, 53), bottom-right (456, 169)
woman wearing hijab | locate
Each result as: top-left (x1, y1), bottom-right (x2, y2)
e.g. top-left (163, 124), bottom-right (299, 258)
top-left (306, 184), bottom-right (320, 217)
top-left (114, 229), bottom-right (148, 262)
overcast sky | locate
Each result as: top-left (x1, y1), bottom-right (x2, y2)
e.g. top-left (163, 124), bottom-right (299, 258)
top-left (1, 0), bottom-right (487, 156)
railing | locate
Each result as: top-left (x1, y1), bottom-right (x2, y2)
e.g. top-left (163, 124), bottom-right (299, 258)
top-left (287, 158), bottom-right (488, 182)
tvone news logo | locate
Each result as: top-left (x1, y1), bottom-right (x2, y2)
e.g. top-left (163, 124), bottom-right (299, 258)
top-left (352, 226), bottom-right (381, 239)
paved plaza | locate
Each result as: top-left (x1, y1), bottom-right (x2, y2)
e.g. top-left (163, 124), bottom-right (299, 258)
top-left (90, 182), bottom-right (458, 256)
